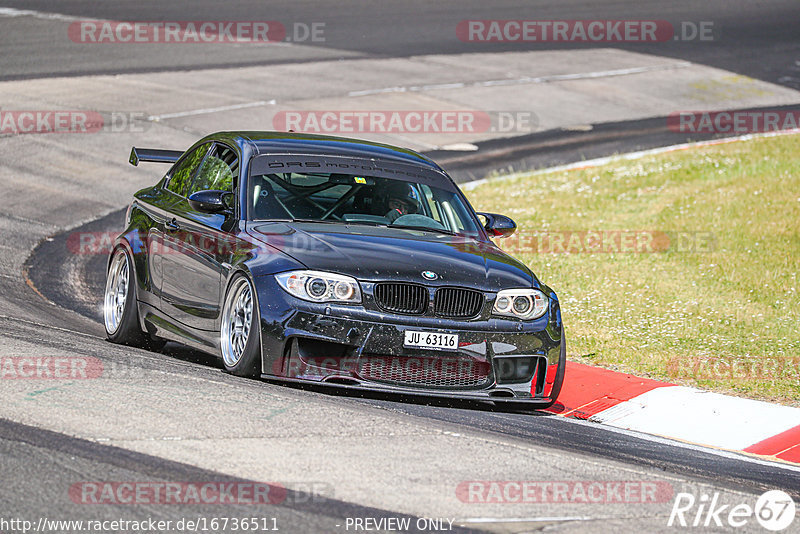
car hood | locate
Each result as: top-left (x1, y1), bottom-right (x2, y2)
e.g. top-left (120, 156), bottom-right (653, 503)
top-left (246, 221), bottom-right (539, 291)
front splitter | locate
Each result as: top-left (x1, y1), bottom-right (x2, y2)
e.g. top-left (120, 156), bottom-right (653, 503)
top-left (261, 375), bottom-right (556, 409)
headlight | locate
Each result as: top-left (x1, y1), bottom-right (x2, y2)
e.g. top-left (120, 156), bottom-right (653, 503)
top-left (275, 270), bottom-right (362, 304)
top-left (492, 289), bottom-right (548, 320)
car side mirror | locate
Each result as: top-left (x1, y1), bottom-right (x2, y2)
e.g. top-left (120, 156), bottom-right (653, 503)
top-left (188, 190), bottom-right (234, 215)
top-left (476, 212), bottom-right (517, 238)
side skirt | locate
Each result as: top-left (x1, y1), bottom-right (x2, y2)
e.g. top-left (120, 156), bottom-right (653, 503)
top-left (139, 301), bottom-right (219, 357)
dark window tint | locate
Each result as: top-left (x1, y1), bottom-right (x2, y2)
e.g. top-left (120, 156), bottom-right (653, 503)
top-left (166, 143), bottom-right (210, 197)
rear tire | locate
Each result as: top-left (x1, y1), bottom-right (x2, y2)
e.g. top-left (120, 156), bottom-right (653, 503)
top-left (104, 247), bottom-right (165, 351)
top-left (220, 274), bottom-right (261, 377)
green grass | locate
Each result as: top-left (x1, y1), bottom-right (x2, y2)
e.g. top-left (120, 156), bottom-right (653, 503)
top-left (466, 133), bottom-right (800, 405)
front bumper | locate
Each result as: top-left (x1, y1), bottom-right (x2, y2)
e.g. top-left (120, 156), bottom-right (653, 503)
top-left (255, 276), bottom-right (565, 405)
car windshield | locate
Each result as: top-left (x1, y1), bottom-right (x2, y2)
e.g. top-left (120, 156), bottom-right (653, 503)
top-left (248, 171), bottom-right (482, 236)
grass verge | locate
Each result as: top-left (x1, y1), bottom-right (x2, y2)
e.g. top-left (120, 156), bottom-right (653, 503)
top-left (466, 132), bottom-right (800, 405)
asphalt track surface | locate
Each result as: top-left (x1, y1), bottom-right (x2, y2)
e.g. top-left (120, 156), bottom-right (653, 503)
top-left (1, 419), bottom-right (474, 534)
top-left (2, 1), bottom-right (800, 532)
top-left (0, 0), bottom-right (798, 90)
top-left (26, 170), bottom-right (800, 500)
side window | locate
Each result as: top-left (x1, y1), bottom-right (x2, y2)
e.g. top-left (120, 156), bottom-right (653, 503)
top-left (167, 144), bottom-right (210, 197)
top-left (188, 144), bottom-right (239, 196)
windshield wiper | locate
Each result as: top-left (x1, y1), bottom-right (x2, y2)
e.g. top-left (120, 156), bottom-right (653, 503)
top-left (289, 218), bottom-right (342, 224)
top-left (290, 218), bottom-right (387, 227)
top-left (389, 224), bottom-right (457, 236)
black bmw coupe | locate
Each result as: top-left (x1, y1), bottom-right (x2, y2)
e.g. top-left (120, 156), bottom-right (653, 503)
top-left (104, 132), bottom-right (565, 408)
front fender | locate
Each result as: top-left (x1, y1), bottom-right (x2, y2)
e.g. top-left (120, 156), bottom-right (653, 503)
top-left (241, 241), bottom-right (306, 279)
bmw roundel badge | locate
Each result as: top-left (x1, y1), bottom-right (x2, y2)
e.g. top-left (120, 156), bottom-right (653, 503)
top-left (421, 270), bottom-right (438, 280)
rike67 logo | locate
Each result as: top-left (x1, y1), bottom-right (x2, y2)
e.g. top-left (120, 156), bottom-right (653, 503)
top-left (668, 490), bottom-right (796, 531)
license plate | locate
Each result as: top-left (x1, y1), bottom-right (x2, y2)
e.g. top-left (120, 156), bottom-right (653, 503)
top-left (403, 330), bottom-right (459, 351)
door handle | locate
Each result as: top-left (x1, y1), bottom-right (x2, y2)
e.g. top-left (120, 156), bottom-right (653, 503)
top-left (165, 218), bottom-right (180, 232)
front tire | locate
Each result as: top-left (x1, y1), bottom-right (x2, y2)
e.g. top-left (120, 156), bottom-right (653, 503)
top-left (104, 246), bottom-right (164, 350)
top-left (220, 274), bottom-right (261, 377)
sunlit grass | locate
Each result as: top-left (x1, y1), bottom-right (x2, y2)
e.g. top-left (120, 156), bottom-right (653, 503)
top-left (467, 133), bottom-right (800, 405)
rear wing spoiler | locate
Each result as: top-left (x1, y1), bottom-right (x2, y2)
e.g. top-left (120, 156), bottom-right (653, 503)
top-left (129, 147), bottom-right (184, 166)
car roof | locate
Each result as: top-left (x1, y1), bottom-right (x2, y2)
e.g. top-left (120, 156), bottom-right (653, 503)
top-left (207, 131), bottom-right (445, 172)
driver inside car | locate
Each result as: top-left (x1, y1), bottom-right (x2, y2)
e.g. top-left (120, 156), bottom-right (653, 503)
top-left (381, 181), bottom-right (420, 223)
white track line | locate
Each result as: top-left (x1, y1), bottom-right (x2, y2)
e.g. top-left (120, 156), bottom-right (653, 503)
top-left (461, 516), bottom-right (595, 523)
top-left (348, 63), bottom-right (691, 97)
top-left (0, 7), bottom-right (89, 22)
top-left (148, 100), bottom-right (276, 121)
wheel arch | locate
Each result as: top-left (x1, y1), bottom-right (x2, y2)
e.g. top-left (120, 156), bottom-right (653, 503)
top-left (220, 267), bottom-right (264, 372)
